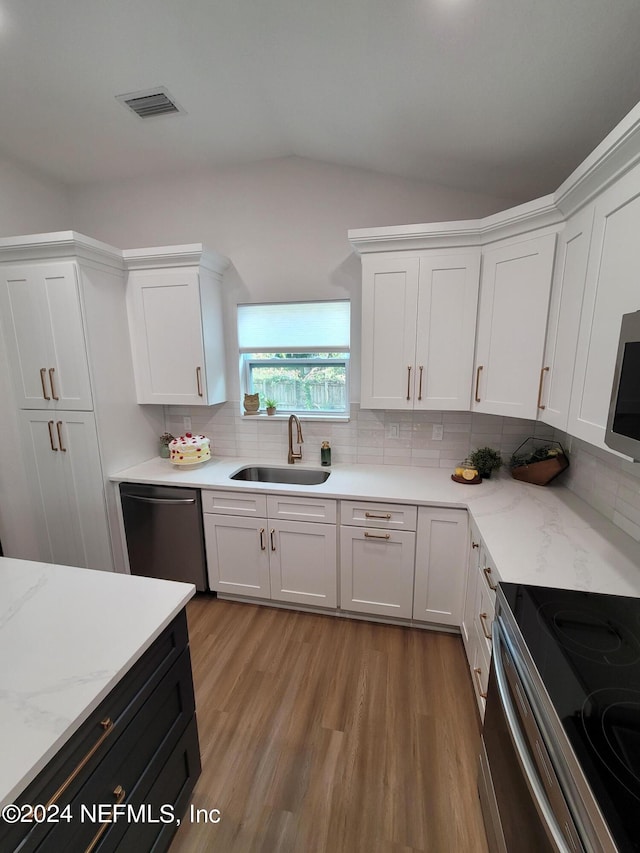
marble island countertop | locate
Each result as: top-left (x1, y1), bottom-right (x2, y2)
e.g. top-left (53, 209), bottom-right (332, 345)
top-left (112, 456), bottom-right (640, 597)
top-left (0, 558), bottom-right (195, 808)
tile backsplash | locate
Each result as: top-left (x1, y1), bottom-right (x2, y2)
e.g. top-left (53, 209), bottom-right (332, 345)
top-left (164, 403), bottom-right (640, 546)
top-left (165, 402), bottom-right (554, 469)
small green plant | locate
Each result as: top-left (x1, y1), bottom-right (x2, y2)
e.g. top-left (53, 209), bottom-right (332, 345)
top-left (468, 446), bottom-right (503, 478)
top-left (264, 398), bottom-right (277, 409)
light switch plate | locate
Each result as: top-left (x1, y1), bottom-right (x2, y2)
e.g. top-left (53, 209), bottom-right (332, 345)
top-left (432, 423), bottom-right (443, 440)
top-left (386, 423), bottom-right (399, 439)
top-left (183, 416), bottom-right (192, 432)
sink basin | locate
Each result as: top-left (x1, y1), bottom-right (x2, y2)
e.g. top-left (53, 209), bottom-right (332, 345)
top-left (230, 465), bottom-right (330, 485)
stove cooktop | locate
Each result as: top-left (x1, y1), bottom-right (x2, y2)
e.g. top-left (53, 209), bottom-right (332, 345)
top-left (500, 583), bottom-right (640, 852)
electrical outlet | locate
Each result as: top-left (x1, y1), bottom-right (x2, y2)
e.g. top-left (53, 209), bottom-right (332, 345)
top-left (183, 416), bottom-right (192, 432)
top-left (386, 423), bottom-right (399, 439)
top-left (432, 423), bottom-right (444, 441)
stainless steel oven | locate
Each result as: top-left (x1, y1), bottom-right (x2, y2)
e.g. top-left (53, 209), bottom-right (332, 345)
top-left (479, 583), bottom-right (639, 853)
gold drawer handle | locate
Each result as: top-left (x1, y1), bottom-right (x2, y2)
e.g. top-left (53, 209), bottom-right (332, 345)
top-left (364, 531), bottom-right (391, 540)
top-left (196, 365), bottom-right (203, 397)
top-left (45, 718), bottom-right (114, 809)
top-left (40, 368), bottom-right (51, 400)
top-left (406, 365), bottom-right (412, 400)
top-left (483, 567), bottom-right (497, 591)
top-left (364, 512), bottom-right (392, 520)
top-left (473, 668), bottom-right (487, 700)
top-left (49, 367), bottom-right (59, 400)
top-left (471, 541), bottom-right (479, 549)
top-left (479, 612), bottom-right (492, 640)
top-left (537, 365), bottom-right (549, 410)
top-left (270, 528), bottom-right (276, 551)
top-left (259, 527), bottom-right (266, 550)
top-left (418, 365), bottom-right (424, 401)
top-left (84, 784), bottom-right (126, 853)
top-left (475, 365), bottom-right (483, 403)
top-left (48, 420), bottom-right (58, 452)
top-left (56, 421), bottom-right (67, 452)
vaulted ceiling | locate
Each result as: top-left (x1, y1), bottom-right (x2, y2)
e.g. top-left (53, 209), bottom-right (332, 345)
top-left (2, 0), bottom-right (640, 201)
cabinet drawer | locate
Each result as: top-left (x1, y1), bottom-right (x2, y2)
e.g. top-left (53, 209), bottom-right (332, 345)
top-left (475, 575), bottom-right (495, 657)
top-left (201, 489), bottom-right (267, 517)
top-left (1, 613), bottom-right (190, 852)
top-left (479, 547), bottom-right (499, 605)
top-left (472, 623), bottom-right (491, 717)
top-left (33, 649), bottom-right (197, 853)
top-left (339, 501), bottom-right (417, 530)
top-left (266, 495), bottom-right (336, 524)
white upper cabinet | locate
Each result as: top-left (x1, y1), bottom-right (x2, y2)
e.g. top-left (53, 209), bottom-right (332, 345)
top-left (125, 244), bottom-right (229, 406)
top-left (472, 232), bottom-right (557, 419)
top-left (537, 206), bottom-right (594, 430)
top-left (0, 262), bottom-right (93, 410)
top-left (360, 249), bottom-right (480, 410)
top-left (568, 161), bottom-right (640, 450)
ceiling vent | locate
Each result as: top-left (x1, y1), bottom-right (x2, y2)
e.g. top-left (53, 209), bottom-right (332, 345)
top-left (116, 87), bottom-right (185, 119)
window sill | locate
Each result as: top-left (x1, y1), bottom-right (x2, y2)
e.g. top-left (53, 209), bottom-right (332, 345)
top-left (241, 412), bottom-right (350, 423)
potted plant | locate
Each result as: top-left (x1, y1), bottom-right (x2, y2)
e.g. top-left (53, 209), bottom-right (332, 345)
top-left (509, 437), bottom-right (569, 486)
top-left (264, 398), bottom-right (277, 415)
top-left (468, 446), bottom-right (503, 479)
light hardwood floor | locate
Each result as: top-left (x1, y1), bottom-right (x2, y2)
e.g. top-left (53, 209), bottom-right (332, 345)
top-left (169, 596), bottom-right (489, 853)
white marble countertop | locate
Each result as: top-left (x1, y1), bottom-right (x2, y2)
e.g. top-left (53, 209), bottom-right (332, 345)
top-left (112, 455), bottom-right (640, 597)
top-left (0, 558), bottom-right (195, 808)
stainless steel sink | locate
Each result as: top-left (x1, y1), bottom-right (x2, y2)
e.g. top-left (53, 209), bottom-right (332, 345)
top-left (230, 465), bottom-right (330, 485)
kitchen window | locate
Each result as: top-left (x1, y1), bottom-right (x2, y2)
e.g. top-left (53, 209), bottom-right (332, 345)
top-left (237, 300), bottom-right (350, 415)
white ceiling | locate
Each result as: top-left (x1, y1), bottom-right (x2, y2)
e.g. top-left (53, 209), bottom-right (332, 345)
top-left (2, 0), bottom-right (640, 202)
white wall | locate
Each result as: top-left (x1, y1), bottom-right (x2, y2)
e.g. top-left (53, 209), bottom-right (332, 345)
top-left (0, 154), bottom-right (71, 558)
top-left (70, 155), bottom-right (509, 401)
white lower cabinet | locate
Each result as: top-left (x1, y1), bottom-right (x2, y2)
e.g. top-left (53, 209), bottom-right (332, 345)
top-left (203, 491), bottom-right (337, 608)
top-left (461, 526), bottom-right (499, 719)
top-left (412, 506), bottom-right (468, 626)
top-left (339, 526), bottom-right (416, 618)
top-left (19, 410), bottom-right (112, 571)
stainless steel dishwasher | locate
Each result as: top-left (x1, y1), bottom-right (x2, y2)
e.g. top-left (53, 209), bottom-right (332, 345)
top-left (119, 482), bottom-right (207, 591)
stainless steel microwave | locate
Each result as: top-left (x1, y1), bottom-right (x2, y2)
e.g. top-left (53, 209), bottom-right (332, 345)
top-left (605, 309), bottom-right (640, 461)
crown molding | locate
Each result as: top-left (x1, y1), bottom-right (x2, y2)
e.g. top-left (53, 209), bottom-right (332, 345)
top-left (0, 231), bottom-right (124, 268)
top-left (122, 244), bottom-right (230, 275)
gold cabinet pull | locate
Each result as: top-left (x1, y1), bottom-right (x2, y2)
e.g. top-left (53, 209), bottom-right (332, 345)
top-left (418, 365), bottom-right (424, 401)
top-left (406, 366), bottom-right (412, 400)
top-left (472, 541), bottom-right (479, 549)
top-left (259, 527), bottom-right (266, 550)
top-left (475, 365), bottom-right (483, 403)
top-left (56, 421), bottom-right (67, 452)
top-left (47, 420), bottom-right (58, 451)
top-left (84, 783), bottom-right (126, 853)
top-left (364, 512), bottom-right (392, 520)
top-left (49, 367), bottom-right (59, 400)
top-left (483, 567), bottom-right (497, 591)
top-left (537, 366), bottom-right (550, 410)
top-left (364, 531), bottom-right (391, 540)
top-left (270, 528), bottom-right (276, 551)
top-left (40, 368), bottom-right (51, 400)
top-left (196, 366), bottom-right (203, 397)
top-left (474, 668), bottom-right (487, 700)
top-left (45, 719), bottom-right (114, 811)
top-left (479, 612), bottom-right (492, 640)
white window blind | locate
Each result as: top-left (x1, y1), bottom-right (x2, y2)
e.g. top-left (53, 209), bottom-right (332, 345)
top-left (237, 300), bottom-right (350, 353)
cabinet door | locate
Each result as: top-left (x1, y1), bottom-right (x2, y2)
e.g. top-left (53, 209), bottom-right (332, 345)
top-left (538, 207), bottom-right (594, 429)
top-left (269, 521), bottom-right (337, 607)
top-left (473, 233), bottom-right (556, 419)
top-left (415, 251), bottom-right (480, 410)
top-left (19, 411), bottom-right (112, 571)
top-left (569, 162), bottom-right (640, 450)
top-left (340, 526), bottom-right (415, 618)
top-left (0, 262), bottom-right (93, 410)
top-left (413, 507), bottom-right (468, 627)
top-left (203, 514), bottom-right (271, 598)
top-left (360, 255), bottom-right (419, 409)
top-left (127, 268), bottom-right (208, 405)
